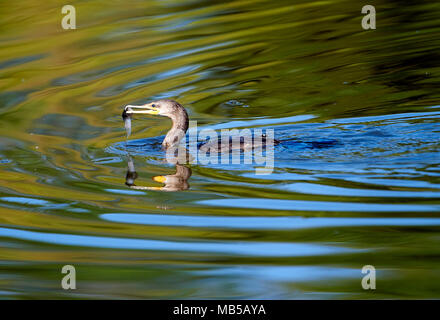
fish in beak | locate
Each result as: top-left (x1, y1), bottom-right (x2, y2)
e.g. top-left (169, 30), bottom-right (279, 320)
top-left (122, 106), bottom-right (132, 138)
top-left (122, 103), bottom-right (160, 138)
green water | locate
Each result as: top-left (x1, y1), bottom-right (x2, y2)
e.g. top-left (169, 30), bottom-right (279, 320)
top-left (1, 0), bottom-right (440, 299)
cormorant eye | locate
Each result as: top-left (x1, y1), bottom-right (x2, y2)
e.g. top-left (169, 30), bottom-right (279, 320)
top-left (152, 104), bottom-right (156, 107)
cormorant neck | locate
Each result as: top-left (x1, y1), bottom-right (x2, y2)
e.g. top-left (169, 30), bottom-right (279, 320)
top-left (163, 106), bottom-right (189, 149)
top-left (169, 106), bottom-right (189, 133)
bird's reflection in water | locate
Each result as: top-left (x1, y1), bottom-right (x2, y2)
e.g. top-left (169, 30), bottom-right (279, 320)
top-left (125, 155), bottom-right (191, 192)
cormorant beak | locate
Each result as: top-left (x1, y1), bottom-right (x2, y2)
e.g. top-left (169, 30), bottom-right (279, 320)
top-left (124, 103), bottom-right (160, 115)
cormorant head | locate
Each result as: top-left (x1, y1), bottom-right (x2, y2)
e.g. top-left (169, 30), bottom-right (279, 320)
top-left (124, 99), bottom-right (186, 119)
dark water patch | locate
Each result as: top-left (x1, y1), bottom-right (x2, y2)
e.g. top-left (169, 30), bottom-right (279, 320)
top-left (30, 114), bottom-right (108, 140)
top-left (96, 65), bottom-right (200, 97)
top-left (0, 91), bottom-right (32, 112)
top-left (0, 54), bottom-right (46, 71)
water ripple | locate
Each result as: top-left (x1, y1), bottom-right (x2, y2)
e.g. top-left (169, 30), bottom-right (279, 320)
top-left (0, 227), bottom-right (359, 257)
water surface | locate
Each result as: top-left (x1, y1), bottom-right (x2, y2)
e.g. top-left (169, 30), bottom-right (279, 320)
top-left (0, 0), bottom-right (440, 299)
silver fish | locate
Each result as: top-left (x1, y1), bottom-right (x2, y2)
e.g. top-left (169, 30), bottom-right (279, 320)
top-left (122, 106), bottom-right (132, 138)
